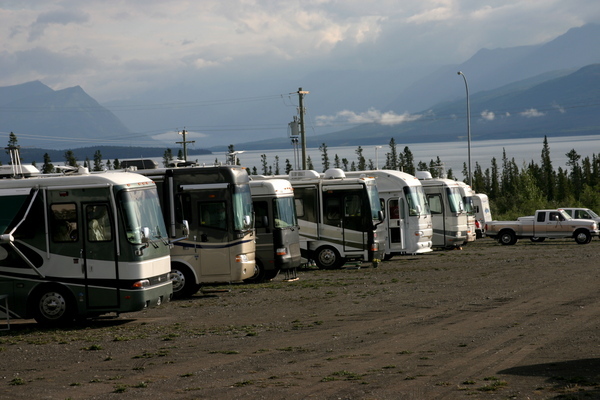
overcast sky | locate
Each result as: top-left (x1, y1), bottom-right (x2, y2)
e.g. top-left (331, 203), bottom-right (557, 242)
top-left (2, 0), bottom-right (600, 104)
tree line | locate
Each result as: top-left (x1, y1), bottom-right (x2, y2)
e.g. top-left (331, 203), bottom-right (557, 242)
top-left (240, 136), bottom-right (600, 220)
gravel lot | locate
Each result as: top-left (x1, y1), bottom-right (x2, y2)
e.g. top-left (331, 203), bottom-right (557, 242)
top-left (0, 237), bottom-right (599, 399)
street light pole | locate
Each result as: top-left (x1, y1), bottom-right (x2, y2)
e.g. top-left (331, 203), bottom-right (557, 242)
top-left (457, 71), bottom-right (472, 188)
top-left (375, 146), bottom-right (383, 170)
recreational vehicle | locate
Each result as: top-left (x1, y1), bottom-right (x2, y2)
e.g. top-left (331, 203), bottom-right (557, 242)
top-left (471, 192), bottom-right (492, 238)
top-left (249, 179), bottom-right (301, 282)
top-left (134, 164), bottom-right (256, 298)
top-left (454, 181), bottom-right (477, 244)
top-left (416, 171), bottom-right (469, 249)
top-left (256, 169), bottom-right (385, 269)
top-left (0, 162), bottom-right (173, 325)
top-left (345, 170), bottom-right (433, 257)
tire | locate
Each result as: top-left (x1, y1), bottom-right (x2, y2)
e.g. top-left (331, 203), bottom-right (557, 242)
top-left (574, 230), bottom-right (592, 245)
top-left (171, 265), bottom-right (200, 299)
top-left (245, 260), bottom-right (267, 284)
top-left (498, 230), bottom-right (518, 245)
top-left (33, 285), bottom-right (75, 326)
top-left (383, 254), bottom-right (394, 261)
top-left (314, 246), bottom-right (344, 269)
top-left (530, 237), bottom-right (546, 243)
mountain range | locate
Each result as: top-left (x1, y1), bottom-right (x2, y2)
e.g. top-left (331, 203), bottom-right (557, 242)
top-left (1, 24), bottom-right (600, 157)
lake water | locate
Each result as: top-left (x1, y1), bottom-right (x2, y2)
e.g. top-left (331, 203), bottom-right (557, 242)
top-left (178, 135), bottom-right (600, 176)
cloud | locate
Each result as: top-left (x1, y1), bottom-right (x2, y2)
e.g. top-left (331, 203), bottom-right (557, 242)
top-left (315, 108), bottom-right (423, 126)
top-left (29, 10), bottom-right (90, 41)
top-left (480, 110), bottom-right (495, 121)
top-left (151, 130), bottom-right (209, 143)
top-left (520, 108), bottom-right (545, 118)
top-left (553, 102), bottom-right (566, 113)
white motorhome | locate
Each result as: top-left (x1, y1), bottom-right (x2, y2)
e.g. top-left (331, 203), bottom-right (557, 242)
top-left (416, 171), bottom-right (469, 249)
top-left (345, 170), bottom-right (433, 258)
top-left (0, 158), bottom-right (173, 325)
top-left (472, 192), bottom-right (492, 238)
top-left (249, 179), bottom-right (302, 282)
top-left (453, 181), bottom-right (477, 244)
top-left (254, 169), bottom-right (385, 269)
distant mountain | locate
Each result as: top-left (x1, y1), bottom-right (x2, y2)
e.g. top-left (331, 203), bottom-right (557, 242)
top-left (229, 64), bottom-right (600, 150)
top-left (387, 23), bottom-right (600, 114)
top-left (0, 81), bottom-right (154, 149)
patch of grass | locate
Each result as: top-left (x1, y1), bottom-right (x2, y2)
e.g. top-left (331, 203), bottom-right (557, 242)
top-left (477, 377), bottom-right (508, 392)
top-left (9, 377), bottom-right (26, 386)
top-left (132, 381), bottom-right (148, 388)
top-left (69, 382), bottom-right (82, 386)
top-left (208, 350), bottom-right (239, 355)
top-left (82, 344), bottom-right (103, 351)
top-left (234, 380), bottom-right (254, 387)
top-left (113, 384), bottom-right (127, 393)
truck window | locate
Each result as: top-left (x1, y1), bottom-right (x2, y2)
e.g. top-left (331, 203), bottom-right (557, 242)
top-left (536, 212), bottom-right (545, 222)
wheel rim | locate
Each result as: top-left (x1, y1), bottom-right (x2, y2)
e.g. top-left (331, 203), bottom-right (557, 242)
top-left (318, 248), bottom-right (337, 267)
top-left (171, 269), bottom-right (186, 293)
top-left (576, 232), bottom-right (588, 243)
top-left (39, 291), bottom-right (67, 320)
top-left (501, 234), bottom-right (511, 244)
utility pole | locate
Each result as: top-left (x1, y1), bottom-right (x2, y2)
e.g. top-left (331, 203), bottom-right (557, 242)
top-left (176, 128), bottom-right (195, 161)
top-left (296, 88), bottom-right (309, 170)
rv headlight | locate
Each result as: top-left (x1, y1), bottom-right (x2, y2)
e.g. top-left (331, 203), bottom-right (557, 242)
top-left (235, 254), bottom-right (249, 263)
top-left (370, 243), bottom-right (379, 251)
top-left (132, 279), bottom-right (150, 289)
top-left (276, 247), bottom-right (288, 256)
top-left (414, 230), bottom-right (424, 237)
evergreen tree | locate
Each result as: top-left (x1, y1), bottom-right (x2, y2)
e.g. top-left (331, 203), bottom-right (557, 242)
top-left (106, 159), bottom-right (113, 170)
top-left (402, 146), bottom-right (415, 174)
top-left (64, 150), bottom-right (78, 167)
top-left (285, 158), bottom-right (293, 174)
top-left (307, 156), bottom-right (314, 170)
top-left (319, 143), bottom-right (330, 172)
top-left (334, 154), bottom-right (341, 169)
top-left (355, 146), bottom-right (366, 171)
top-left (114, 159), bottom-right (121, 169)
top-left (540, 136), bottom-right (554, 201)
top-left (93, 150), bottom-right (104, 171)
top-left (42, 153), bottom-right (54, 174)
top-left (6, 132), bottom-right (22, 164)
top-left (342, 158), bottom-right (349, 171)
top-left (274, 155), bottom-right (280, 175)
top-left (261, 154), bottom-right (268, 174)
top-left (163, 149), bottom-right (173, 167)
top-left (385, 138), bottom-right (398, 170)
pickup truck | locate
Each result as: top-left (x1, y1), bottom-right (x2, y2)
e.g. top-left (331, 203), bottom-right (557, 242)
top-left (485, 209), bottom-right (599, 245)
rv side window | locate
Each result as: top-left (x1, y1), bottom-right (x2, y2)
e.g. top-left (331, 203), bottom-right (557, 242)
top-left (294, 198), bottom-right (305, 218)
top-left (427, 194), bottom-right (443, 215)
top-left (51, 203), bottom-right (79, 242)
top-left (345, 195), bottom-right (362, 217)
top-left (294, 187), bottom-right (317, 222)
top-left (324, 196), bottom-right (341, 223)
top-left (86, 204), bottom-right (112, 242)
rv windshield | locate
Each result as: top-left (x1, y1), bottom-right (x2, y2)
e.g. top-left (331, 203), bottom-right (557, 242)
top-left (120, 188), bottom-right (167, 244)
top-left (403, 186), bottom-right (430, 216)
top-left (273, 196), bottom-right (297, 228)
top-left (446, 187), bottom-right (464, 213)
top-left (463, 195), bottom-right (474, 214)
top-left (365, 182), bottom-right (383, 220)
top-left (232, 184), bottom-right (254, 231)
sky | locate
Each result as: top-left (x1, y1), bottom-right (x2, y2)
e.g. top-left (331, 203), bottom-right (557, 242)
top-left (1, 0), bottom-right (600, 147)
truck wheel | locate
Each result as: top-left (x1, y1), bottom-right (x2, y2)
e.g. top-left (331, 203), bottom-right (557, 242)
top-left (530, 237), bottom-right (546, 243)
top-left (574, 230), bottom-right (592, 244)
top-left (33, 285), bottom-right (76, 326)
top-left (315, 246), bottom-right (344, 269)
top-left (171, 265), bottom-right (200, 299)
top-left (498, 231), bottom-right (517, 245)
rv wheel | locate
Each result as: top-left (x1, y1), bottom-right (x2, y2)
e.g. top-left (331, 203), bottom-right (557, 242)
top-left (315, 246), bottom-right (344, 269)
top-left (245, 261), bottom-right (267, 284)
top-left (33, 286), bottom-right (75, 326)
top-left (171, 265), bottom-right (200, 299)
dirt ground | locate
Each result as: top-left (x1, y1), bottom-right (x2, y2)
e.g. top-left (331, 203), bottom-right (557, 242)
top-left (0, 237), bottom-right (599, 400)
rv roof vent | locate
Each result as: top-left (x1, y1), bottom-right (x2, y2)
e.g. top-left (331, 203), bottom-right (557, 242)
top-left (415, 171), bottom-right (432, 180)
top-left (289, 170), bottom-right (320, 180)
top-left (323, 168), bottom-right (346, 179)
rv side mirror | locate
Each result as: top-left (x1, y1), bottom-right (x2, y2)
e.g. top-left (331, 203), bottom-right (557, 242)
top-left (244, 215), bottom-right (251, 229)
top-left (416, 205), bottom-right (422, 215)
top-left (378, 210), bottom-right (384, 222)
top-left (262, 215), bottom-right (269, 227)
top-left (141, 227), bottom-right (151, 242)
top-left (182, 220), bottom-right (190, 237)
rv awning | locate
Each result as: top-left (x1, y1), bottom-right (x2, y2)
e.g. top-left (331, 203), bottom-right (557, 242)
top-left (0, 188), bottom-right (32, 234)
